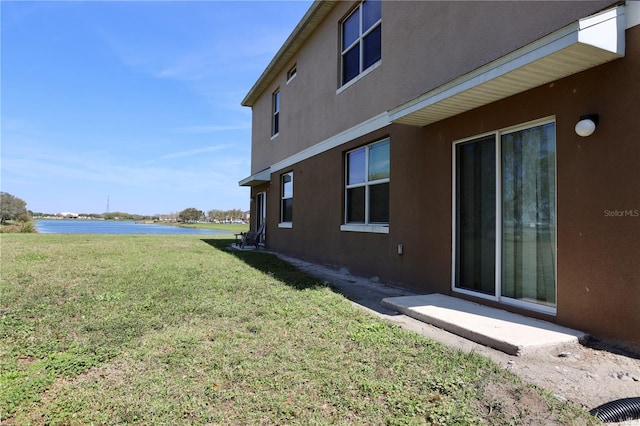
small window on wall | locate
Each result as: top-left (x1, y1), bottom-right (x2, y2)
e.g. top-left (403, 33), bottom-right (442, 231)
top-left (286, 64), bottom-right (297, 83)
top-left (272, 89), bottom-right (280, 137)
top-left (344, 138), bottom-right (389, 226)
top-left (280, 172), bottom-right (293, 226)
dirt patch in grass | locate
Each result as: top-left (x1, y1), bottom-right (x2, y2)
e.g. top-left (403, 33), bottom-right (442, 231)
top-left (478, 381), bottom-right (572, 425)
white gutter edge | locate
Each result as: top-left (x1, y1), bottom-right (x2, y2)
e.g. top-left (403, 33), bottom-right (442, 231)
top-left (239, 168), bottom-right (271, 187)
top-left (270, 112), bottom-right (391, 174)
top-left (388, 5), bottom-right (625, 124)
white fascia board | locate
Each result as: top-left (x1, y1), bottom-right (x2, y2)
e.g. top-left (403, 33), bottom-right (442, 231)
top-left (579, 6), bottom-right (625, 53)
top-left (240, 111), bottom-right (389, 184)
top-left (270, 112), bottom-right (390, 173)
top-left (238, 168), bottom-right (271, 187)
top-left (388, 5), bottom-right (625, 127)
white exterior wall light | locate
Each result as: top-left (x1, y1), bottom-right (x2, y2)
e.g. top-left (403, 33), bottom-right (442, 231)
top-left (575, 114), bottom-right (599, 137)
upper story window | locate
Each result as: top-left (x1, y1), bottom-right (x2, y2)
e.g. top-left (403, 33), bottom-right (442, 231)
top-left (341, 0), bottom-right (381, 86)
top-left (286, 64), bottom-right (297, 83)
top-left (272, 89), bottom-right (280, 137)
top-left (345, 138), bottom-right (389, 225)
top-left (280, 171), bottom-right (293, 225)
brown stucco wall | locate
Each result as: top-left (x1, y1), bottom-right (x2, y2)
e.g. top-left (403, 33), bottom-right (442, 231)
top-left (260, 24), bottom-right (640, 349)
top-left (422, 22), bottom-right (640, 349)
top-left (553, 24), bottom-right (640, 349)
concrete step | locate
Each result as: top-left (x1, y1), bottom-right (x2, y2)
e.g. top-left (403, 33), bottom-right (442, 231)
top-left (382, 293), bottom-right (587, 356)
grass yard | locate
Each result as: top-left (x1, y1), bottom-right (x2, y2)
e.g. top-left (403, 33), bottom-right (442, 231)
top-left (0, 234), bottom-right (597, 425)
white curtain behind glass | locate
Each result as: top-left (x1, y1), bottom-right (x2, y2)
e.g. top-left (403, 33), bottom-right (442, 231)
top-left (501, 123), bottom-right (556, 306)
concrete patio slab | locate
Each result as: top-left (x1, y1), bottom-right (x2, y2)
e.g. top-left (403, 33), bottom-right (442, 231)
top-left (382, 293), bottom-right (587, 356)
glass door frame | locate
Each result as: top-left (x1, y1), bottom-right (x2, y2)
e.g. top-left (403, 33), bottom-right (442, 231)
top-left (256, 191), bottom-right (266, 243)
top-left (451, 116), bottom-right (557, 316)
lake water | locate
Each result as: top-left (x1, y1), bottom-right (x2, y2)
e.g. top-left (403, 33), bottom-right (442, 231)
top-left (36, 219), bottom-right (233, 235)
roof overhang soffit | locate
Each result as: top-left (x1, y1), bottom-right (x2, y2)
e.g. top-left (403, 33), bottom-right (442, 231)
top-left (388, 6), bottom-right (626, 127)
top-left (239, 168), bottom-right (271, 187)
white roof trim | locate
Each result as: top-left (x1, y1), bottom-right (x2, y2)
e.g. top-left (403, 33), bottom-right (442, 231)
top-left (242, 1), bottom-right (337, 107)
top-left (388, 6), bottom-right (626, 127)
top-left (239, 168), bottom-right (271, 187)
top-left (239, 111), bottom-right (390, 185)
top-left (624, 0), bottom-right (640, 29)
top-left (270, 112), bottom-right (390, 174)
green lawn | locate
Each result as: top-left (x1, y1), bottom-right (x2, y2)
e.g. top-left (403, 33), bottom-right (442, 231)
top-left (0, 234), bottom-right (597, 424)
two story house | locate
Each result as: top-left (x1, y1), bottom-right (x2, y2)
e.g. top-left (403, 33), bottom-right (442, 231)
top-left (239, 1), bottom-right (640, 351)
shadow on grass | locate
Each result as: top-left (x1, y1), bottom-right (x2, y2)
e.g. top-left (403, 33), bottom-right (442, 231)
top-left (200, 238), bottom-right (330, 292)
top-left (204, 243), bottom-right (640, 358)
top-left (200, 238), bottom-right (406, 317)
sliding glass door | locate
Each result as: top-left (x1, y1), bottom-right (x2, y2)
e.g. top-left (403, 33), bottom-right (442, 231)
top-left (454, 119), bottom-right (556, 313)
top-left (501, 123), bottom-right (556, 307)
top-left (455, 135), bottom-right (496, 295)
top-left (256, 191), bottom-right (266, 231)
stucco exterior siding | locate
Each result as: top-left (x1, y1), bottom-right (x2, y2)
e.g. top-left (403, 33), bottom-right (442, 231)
top-left (243, 1), bottom-right (639, 349)
top-left (421, 26), bottom-right (640, 348)
top-left (248, 1), bottom-right (614, 175)
top-left (250, 22), bottom-right (639, 348)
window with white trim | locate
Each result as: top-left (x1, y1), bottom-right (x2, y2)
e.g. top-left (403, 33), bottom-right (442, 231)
top-left (286, 64), bottom-right (297, 83)
top-left (280, 172), bottom-right (293, 224)
top-left (272, 89), bottom-right (280, 137)
top-left (341, 0), bottom-right (381, 86)
top-left (345, 138), bottom-right (389, 225)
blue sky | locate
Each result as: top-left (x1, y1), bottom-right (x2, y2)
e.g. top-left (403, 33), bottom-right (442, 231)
top-left (1, 1), bottom-right (312, 216)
